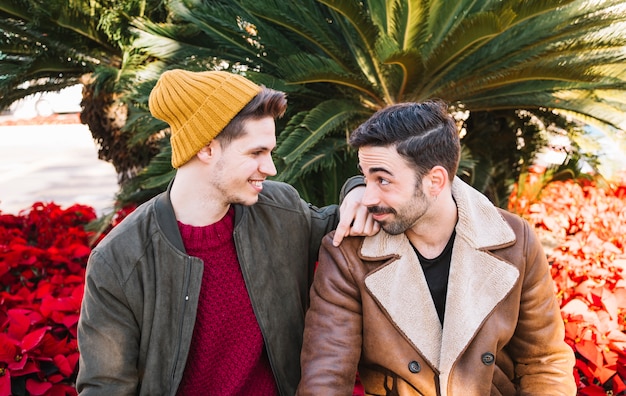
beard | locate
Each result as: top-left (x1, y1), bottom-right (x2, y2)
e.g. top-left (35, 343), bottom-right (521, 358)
top-left (368, 187), bottom-right (429, 235)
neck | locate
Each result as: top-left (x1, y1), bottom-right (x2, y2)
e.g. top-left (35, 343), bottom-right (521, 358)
top-left (170, 168), bottom-right (230, 226)
top-left (405, 191), bottom-right (457, 259)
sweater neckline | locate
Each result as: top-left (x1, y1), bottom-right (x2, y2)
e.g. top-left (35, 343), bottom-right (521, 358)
top-left (177, 207), bottom-right (235, 249)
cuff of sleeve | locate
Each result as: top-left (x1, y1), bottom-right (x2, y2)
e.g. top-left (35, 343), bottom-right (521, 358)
top-left (339, 175), bottom-right (365, 203)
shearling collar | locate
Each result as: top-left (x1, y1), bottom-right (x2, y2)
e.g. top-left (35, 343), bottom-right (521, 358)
top-left (361, 177), bottom-right (519, 377)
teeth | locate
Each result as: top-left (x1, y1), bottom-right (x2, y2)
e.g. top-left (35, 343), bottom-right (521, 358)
top-left (251, 180), bottom-right (263, 187)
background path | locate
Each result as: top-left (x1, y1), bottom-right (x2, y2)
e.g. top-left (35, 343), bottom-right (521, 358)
top-left (0, 120), bottom-right (118, 216)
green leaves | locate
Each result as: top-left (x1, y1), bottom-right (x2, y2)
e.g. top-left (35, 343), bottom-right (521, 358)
top-left (274, 101), bottom-right (365, 182)
top-left (123, 0), bottom-right (626, 205)
top-left (5, 0), bottom-right (625, 208)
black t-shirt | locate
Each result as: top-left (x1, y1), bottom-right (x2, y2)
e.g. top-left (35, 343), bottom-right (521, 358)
top-left (413, 230), bottom-right (455, 325)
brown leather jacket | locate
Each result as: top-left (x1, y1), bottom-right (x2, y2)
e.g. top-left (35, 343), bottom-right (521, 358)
top-left (297, 178), bottom-right (576, 396)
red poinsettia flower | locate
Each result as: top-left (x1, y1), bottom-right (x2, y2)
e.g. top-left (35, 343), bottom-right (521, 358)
top-left (0, 365), bottom-right (11, 396)
top-left (1, 313), bottom-right (49, 370)
top-left (1, 202), bottom-right (102, 394)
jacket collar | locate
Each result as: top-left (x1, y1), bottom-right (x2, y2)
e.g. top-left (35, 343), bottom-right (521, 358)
top-left (362, 177), bottom-right (519, 374)
top-left (155, 176), bottom-right (186, 252)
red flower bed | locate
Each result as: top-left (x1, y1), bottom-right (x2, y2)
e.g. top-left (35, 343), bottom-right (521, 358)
top-left (511, 175), bottom-right (626, 395)
top-left (1, 174), bottom-right (625, 395)
top-left (0, 203), bottom-right (96, 396)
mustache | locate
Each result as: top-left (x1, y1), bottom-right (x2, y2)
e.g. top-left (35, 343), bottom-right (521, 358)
top-left (368, 206), bottom-right (396, 215)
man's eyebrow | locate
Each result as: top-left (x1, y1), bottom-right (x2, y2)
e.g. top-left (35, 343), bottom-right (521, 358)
top-left (249, 145), bottom-right (273, 152)
top-left (370, 167), bottom-right (394, 176)
top-left (359, 164), bottom-right (394, 177)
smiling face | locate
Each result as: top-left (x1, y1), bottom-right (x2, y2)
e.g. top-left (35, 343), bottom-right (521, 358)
top-left (358, 145), bottom-right (432, 235)
top-left (209, 116), bottom-right (277, 206)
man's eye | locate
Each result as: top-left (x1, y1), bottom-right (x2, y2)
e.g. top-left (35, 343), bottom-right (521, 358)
top-left (379, 178), bottom-right (390, 186)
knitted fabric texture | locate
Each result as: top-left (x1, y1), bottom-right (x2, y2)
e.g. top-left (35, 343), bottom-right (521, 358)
top-left (175, 208), bottom-right (278, 396)
top-left (149, 69), bottom-right (261, 168)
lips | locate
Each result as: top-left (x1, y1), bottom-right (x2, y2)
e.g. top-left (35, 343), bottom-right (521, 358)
top-left (372, 212), bottom-right (389, 222)
top-left (249, 179), bottom-right (264, 192)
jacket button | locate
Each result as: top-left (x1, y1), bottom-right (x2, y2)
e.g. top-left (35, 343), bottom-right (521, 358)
top-left (408, 360), bottom-right (421, 373)
top-left (481, 352), bottom-right (495, 365)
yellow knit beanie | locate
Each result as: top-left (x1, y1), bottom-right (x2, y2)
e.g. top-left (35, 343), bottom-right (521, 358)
top-left (149, 69), bottom-right (262, 168)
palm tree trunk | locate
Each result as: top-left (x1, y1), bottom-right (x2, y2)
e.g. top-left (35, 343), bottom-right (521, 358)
top-left (79, 75), bottom-right (158, 185)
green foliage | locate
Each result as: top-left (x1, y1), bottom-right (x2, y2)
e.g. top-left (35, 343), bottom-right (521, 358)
top-left (115, 139), bottom-right (176, 205)
top-left (0, 0), bottom-right (159, 105)
top-left (0, 0), bottom-right (170, 185)
top-left (461, 108), bottom-right (563, 206)
top-left (0, 0), bottom-right (104, 106)
top-left (3, 0), bottom-right (626, 209)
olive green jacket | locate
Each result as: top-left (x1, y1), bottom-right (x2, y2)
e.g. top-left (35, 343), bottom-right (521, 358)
top-left (77, 179), bottom-right (358, 395)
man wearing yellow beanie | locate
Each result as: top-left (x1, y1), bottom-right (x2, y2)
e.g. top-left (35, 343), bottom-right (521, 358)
top-left (77, 69), bottom-right (377, 396)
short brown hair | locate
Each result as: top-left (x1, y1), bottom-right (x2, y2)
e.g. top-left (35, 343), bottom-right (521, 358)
top-left (349, 100), bottom-right (460, 181)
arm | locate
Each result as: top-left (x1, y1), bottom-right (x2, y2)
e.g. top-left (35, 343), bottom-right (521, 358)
top-left (297, 233), bottom-right (363, 395)
top-left (507, 221), bottom-right (576, 395)
top-left (303, 176), bottom-right (377, 278)
top-left (76, 251), bottom-right (140, 395)
top-left (334, 176), bottom-right (379, 246)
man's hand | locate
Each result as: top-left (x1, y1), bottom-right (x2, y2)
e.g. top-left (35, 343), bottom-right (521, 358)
top-left (333, 186), bottom-right (379, 246)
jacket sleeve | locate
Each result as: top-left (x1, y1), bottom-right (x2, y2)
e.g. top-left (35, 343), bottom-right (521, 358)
top-left (297, 233), bottom-right (363, 395)
top-left (76, 250), bottom-right (140, 395)
top-left (303, 175), bottom-right (366, 274)
top-left (339, 175), bottom-right (365, 202)
top-left (507, 220), bottom-right (577, 395)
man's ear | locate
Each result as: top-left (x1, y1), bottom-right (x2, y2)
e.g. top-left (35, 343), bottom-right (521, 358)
top-left (196, 139), bottom-right (219, 163)
top-left (427, 166), bottom-right (449, 197)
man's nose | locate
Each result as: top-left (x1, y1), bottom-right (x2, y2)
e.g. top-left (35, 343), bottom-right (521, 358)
top-left (361, 184), bottom-right (379, 207)
top-left (261, 154), bottom-right (277, 176)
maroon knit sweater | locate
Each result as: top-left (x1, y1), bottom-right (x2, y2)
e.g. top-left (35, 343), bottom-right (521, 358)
top-left (175, 208), bottom-right (278, 396)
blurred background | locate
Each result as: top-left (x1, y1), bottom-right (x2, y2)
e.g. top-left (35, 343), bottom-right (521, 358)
top-left (0, 86), bottom-right (118, 216)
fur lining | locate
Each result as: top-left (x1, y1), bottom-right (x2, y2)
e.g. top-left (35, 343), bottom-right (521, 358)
top-left (451, 177), bottom-right (516, 248)
top-left (364, 233), bottom-right (442, 367)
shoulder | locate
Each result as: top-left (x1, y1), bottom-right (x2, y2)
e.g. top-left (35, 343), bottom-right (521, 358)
top-left (98, 197), bottom-right (157, 242)
top-left (496, 208), bottom-right (531, 236)
top-left (260, 180), bottom-right (300, 196)
top-left (87, 193), bottom-right (182, 283)
top-left (91, 194), bottom-right (166, 265)
top-left (256, 180), bottom-right (303, 208)
top-left (241, 181), bottom-right (339, 226)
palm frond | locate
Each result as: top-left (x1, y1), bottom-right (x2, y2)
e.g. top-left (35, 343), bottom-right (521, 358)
top-left (431, 0), bottom-right (625, 93)
top-left (319, 0), bottom-right (397, 100)
top-left (289, 138), bottom-right (360, 204)
top-left (275, 136), bottom-right (356, 188)
top-left (167, 0), bottom-right (269, 68)
top-left (244, 0), bottom-right (354, 70)
top-left (276, 53), bottom-right (381, 102)
top-left (319, 0), bottom-right (379, 50)
top-left (117, 141), bottom-right (175, 204)
top-left (275, 99), bottom-right (369, 165)
top-left (420, 10), bottom-right (516, 90)
top-left (395, 0), bottom-right (428, 50)
top-left (365, 0), bottom-right (394, 36)
top-left (425, 0), bottom-right (482, 55)
top-left (0, 0), bottom-right (128, 109)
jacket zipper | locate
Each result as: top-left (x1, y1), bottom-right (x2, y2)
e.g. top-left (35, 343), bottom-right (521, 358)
top-left (169, 256), bottom-right (192, 395)
top-left (233, 229), bottom-right (283, 396)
